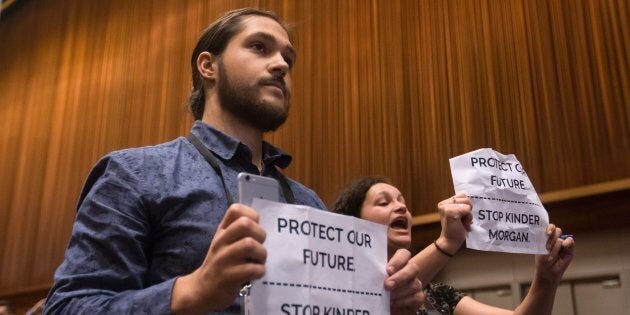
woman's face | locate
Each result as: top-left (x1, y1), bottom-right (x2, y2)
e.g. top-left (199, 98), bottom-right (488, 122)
top-left (360, 183), bottom-right (412, 254)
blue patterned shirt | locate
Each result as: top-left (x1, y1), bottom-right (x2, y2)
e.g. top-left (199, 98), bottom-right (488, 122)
top-left (44, 121), bottom-right (326, 314)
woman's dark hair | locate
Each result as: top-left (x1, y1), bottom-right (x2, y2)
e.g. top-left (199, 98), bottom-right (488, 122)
top-left (331, 176), bottom-right (389, 218)
top-left (188, 8), bottom-right (290, 120)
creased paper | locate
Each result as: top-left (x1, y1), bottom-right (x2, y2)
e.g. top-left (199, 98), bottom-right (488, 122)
top-left (449, 148), bottom-right (549, 254)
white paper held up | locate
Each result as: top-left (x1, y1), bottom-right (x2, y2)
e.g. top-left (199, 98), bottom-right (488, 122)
top-left (449, 148), bottom-right (549, 254)
top-left (244, 199), bottom-right (390, 314)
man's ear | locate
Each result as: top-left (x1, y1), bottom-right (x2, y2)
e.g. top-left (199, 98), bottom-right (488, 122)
top-left (197, 51), bottom-right (217, 80)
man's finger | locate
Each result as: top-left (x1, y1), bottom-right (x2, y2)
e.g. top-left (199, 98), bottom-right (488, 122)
top-left (386, 249), bottom-right (412, 276)
top-left (385, 259), bottom-right (418, 291)
top-left (390, 289), bottom-right (425, 310)
top-left (218, 216), bottom-right (267, 245)
top-left (219, 203), bottom-right (260, 229)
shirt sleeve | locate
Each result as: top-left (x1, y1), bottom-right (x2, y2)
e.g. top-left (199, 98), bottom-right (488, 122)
top-left (284, 177), bottom-right (327, 210)
top-left (44, 152), bottom-right (173, 315)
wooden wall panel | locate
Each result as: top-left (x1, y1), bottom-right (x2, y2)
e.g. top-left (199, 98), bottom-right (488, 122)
top-left (0, 0), bottom-right (628, 301)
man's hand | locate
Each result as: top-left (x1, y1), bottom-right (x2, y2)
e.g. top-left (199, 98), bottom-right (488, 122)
top-left (172, 203), bottom-right (267, 314)
top-left (385, 249), bottom-right (425, 314)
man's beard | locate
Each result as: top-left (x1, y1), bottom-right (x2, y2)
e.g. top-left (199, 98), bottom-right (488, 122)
top-left (217, 60), bottom-right (290, 132)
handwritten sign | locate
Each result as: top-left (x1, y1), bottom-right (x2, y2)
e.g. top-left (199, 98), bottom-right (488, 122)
top-left (449, 148), bottom-right (549, 254)
top-left (244, 199), bottom-right (389, 314)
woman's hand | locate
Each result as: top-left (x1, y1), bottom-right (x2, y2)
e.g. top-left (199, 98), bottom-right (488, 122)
top-left (435, 193), bottom-right (473, 255)
top-left (534, 224), bottom-right (575, 284)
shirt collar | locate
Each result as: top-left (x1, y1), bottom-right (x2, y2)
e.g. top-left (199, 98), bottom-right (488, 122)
top-left (190, 120), bottom-right (292, 169)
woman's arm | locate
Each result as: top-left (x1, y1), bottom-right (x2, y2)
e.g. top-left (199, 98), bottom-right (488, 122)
top-left (452, 225), bottom-right (574, 315)
top-left (412, 193), bottom-right (473, 287)
top-left (513, 225), bottom-right (574, 315)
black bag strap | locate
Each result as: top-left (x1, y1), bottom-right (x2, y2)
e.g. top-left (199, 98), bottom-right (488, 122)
top-left (187, 133), bottom-right (234, 205)
top-left (276, 170), bottom-right (296, 204)
top-left (186, 132), bottom-right (295, 204)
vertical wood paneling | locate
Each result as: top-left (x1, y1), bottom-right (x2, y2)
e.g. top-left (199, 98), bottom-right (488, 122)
top-left (1, 0), bottom-right (628, 298)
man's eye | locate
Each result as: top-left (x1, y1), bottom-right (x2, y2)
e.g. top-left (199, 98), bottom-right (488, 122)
top-left (284, 57), bottom-right (294, 68)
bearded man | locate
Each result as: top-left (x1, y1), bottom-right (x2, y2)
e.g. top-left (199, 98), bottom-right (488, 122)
top-left (45, 8), bottom-right (423, 315)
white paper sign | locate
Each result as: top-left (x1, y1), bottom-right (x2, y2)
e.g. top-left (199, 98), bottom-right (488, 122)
top-left (245, 199), bottom-right (390, 315)
top-left (449, 148), bottom-right (549, 254)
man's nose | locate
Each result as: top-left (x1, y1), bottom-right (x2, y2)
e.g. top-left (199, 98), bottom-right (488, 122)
top-left (269, 53), bottom-right (289, 76)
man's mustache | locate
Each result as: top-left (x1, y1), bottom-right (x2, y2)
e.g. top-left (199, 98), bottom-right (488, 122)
top-left (260, 76), bottom-right (288, 95)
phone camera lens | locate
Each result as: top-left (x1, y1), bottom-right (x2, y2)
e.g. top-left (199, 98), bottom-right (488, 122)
top-left (245, 175), bottom-right (250, 181)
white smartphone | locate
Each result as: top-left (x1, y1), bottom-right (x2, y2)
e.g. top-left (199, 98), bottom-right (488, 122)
top-left (237, 172), bottom-right (280, 206)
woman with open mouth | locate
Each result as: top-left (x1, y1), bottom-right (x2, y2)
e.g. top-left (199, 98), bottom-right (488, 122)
top-left (331, 176), bottom-right (574, 315)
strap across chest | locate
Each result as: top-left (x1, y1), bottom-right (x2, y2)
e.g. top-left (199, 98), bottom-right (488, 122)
top-left (186, 132), bottom-right (295, 205)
